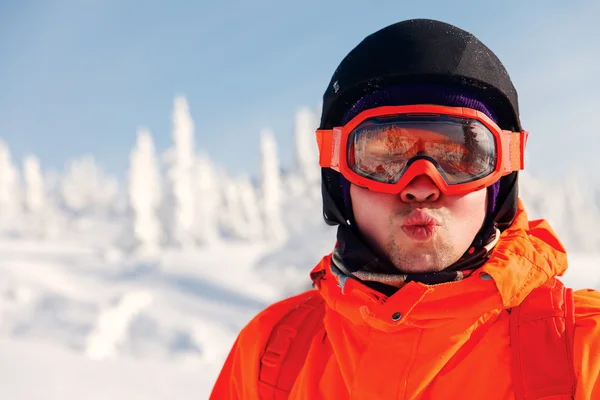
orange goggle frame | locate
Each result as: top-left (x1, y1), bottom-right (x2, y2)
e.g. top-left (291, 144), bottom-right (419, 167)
top-left (316, 105), bottom-right (528, 195)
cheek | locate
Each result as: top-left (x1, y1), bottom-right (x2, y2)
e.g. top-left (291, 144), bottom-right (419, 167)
top-left (450, 188), bottom-right (488, 228)
top-left (350, 185), bottom-right (394, 229)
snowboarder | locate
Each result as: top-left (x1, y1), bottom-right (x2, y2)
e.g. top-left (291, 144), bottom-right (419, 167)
top-left (211, 19), bottom-right (600, 399)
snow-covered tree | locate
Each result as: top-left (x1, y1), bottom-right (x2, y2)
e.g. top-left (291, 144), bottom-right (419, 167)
top-left (30, 168), bottom-right (67, 239)
top-left (163, 96), bottom-right (196, 247)
top-left (194, 153), bottom-right (220, 244)
top-left (237, 175), bottom-right (263, 241)
top-left (128, 128), bottom-right (163, 251)
top-left (221, 173), bottom-right (246, 239)
top-left (60, 155), bottom-right (119, 215)
top-left (293, 107), bottom-right (320, 186)
top-left (23, 155), bottom-right (44, 214)
top-left (260, 129), bottom-right (286, 242)
top-left (562, 170), bottom-right (600, 251)
top-left (0, 140), bottom-right (20, 216)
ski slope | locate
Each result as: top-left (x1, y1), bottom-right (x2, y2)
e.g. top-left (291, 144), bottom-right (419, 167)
top-left (0, 236), bottom-right (282, 399)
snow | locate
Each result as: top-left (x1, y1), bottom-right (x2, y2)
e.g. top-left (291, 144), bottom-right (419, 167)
top-left (0, 95), bottom-right (598, 399)
top-left (0, 139), bottom-right (20, 216)
top-left (194, 154), bottom-right (221, 245)
top-left (237, 174), bottom-right (264, 240)
top-left (260, 128), bottom-right (286, 242)
top-left (293, 107), bottom-right (320, 186)
top-left (60, 155), bottom-right (120, 215)
top-left (163, 96), bottom-right (197, 247)
top-left (23, 155), bottom-right (44, 214)
top-left (85, 290), bottom-right (154, 360)
top-left (128, 128), bottom-right (163, 252)
top-left (0, 237), bottom-right (278, 399)
top-left (0, 338), bottom-right (214, 400)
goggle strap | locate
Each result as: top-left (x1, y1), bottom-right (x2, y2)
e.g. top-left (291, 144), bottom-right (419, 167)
top-left (316, 129), bottom-right (340, 170)
top-left (503, 130), bottom-right (528, 173)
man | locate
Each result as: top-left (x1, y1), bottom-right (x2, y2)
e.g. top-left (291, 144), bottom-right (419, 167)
top-left (211, 19), bottom-right (600, 399)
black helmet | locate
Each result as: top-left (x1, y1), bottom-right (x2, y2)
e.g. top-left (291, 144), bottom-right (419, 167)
top-left (319, 18), bottom-right (521, 236)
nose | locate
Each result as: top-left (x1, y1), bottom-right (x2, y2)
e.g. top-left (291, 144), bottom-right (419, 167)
top-left (399, 175), bottom-right (441, 203)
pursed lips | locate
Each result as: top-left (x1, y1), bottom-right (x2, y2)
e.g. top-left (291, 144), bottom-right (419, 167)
top-left (402, 209), bottom-right (441, 227)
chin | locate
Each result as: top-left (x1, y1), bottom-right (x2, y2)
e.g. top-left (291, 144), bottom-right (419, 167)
top-left (391, 256), bottom-right (443, 274)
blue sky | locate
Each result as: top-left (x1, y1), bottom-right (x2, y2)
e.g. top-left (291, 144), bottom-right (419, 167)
top-left (0, 0), bottom-right (598, 181)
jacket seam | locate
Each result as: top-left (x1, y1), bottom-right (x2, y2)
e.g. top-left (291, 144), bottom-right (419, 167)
top-left (397, 328), bottom-right (424, 400)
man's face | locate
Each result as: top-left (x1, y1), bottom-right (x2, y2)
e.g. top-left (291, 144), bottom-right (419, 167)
top-left (350, 175), bottom-right (487, 273)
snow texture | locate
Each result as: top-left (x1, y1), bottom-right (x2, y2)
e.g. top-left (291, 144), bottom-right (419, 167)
top-left (85, 291), bottom-right (153, 360)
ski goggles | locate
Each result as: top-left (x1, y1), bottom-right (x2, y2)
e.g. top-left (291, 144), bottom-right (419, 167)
top-left (316, 105), bottom-right (528, 195)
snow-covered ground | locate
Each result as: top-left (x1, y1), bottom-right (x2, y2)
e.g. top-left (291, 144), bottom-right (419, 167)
top-left (0, 236), bottom-right (283, 399)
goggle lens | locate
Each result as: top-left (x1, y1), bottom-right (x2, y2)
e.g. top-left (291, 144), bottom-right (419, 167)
top-left (348, 115), bottom-right (497, 185)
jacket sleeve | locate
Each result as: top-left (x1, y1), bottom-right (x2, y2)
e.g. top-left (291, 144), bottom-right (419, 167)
top-left (573, 288), bottom-right (600, 400)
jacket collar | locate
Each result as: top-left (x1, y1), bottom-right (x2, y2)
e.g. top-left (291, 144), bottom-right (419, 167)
top-left (311, 200), bottom-right (568, 331)
top-left (479, 200), bottom-right (568, 307)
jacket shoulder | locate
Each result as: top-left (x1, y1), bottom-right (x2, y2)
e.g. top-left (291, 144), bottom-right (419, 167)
top-left (209, 290), bottom-right (322, 399)
top-left (245, 290), bottom-right (321, 331)
top-left (236, 289), bottom-right (323, 354)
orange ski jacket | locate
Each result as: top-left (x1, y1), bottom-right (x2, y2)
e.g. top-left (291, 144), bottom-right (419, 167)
top-left (211, 202), bottom-right (600, 399)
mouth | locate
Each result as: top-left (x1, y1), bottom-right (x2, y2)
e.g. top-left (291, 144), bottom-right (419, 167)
top-left (401, 210), bottom-right (440, 241)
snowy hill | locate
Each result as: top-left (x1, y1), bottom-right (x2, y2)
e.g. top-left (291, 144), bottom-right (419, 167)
top-left (0, 237), bottom-right (280, 399)
top-left (0, 96), bottom-right (598, 399)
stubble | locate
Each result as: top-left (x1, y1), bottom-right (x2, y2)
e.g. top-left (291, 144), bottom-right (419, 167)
top-left (385, 211), bottom-right (460, 273)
